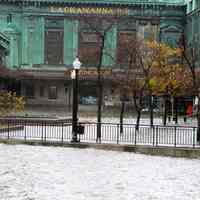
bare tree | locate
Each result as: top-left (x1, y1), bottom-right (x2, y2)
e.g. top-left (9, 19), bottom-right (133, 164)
top-left (115, 37), bottom-right (150, 130)
top-left (181, 36), bottom-right (200, 142)
top-left (77, 15), bottom-right (120, 143)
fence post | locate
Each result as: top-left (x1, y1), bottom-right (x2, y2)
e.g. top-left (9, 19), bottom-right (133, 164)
top-left (152, 125), bottom-right (155, 147)
top-left (193, 127), bottom-right (196, 148)
top-left (61, 122), bottom-right (64, 143)
top-left (174, 126), bottom-right (177, 147)
top-left (41, 122), bottom-right (44, 141)
top-left (156, 126), bottom-right (158, 147)
top-left (24, 121), bottom-right (26, 141)
top-left (7, 121), bottom-right (10, 140)
top-left (44, 122), bottom-right (47, 142)
top-left (117, 124), bottom-right (120, 144)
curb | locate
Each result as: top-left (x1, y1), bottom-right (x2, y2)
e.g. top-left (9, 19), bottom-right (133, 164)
top-left (0, 139), bottom-right (200, 159)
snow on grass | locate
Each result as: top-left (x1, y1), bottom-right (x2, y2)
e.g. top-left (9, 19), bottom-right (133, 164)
top-left (80, 116), bottom-right (197, 126)
top-left (0, 144), bottom-right (200, 200)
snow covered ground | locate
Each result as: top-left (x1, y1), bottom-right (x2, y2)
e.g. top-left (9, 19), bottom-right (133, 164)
top-left (80, 116), bottom-right (197, 126)
top-left (0, 144), bottom-right (200, 200)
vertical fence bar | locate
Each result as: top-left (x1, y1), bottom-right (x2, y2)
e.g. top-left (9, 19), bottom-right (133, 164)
top-left (174, 126), bottom-right (177, 147)
top-left (41, 122), bottom-right (44, 141)
top-left (7, 121), bottom-right (10, 140)
top-left (193, 127), bottom-right (196, 148)
top-left (44, 122), bottom-right (47, 142)
top-left (152, 125), bottom-right (155, 147)
top-left (117, 124), bottom-right (120, 144)
top-left (24, 121), bottom-right (26, 141)
top-left (156, 126), bottom-right (158, 146)
top-left (61, 122), bottom-right (64, 143)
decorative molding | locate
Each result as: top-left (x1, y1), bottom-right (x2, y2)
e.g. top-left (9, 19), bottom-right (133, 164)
top-left (160, 24), bottom-right (183, 33)
top-left (0, 32), bottom-right (10, 49)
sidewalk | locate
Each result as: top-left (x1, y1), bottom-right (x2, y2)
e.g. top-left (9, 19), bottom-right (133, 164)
top-left (11, 105), bottom-right (198, 127)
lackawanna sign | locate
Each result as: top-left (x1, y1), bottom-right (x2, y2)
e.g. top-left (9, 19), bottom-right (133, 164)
top-left (65, 68), bottom-right (112, 79)
top-left (50, 6), bottom-right (129, 16)
top-left (65, 68), bottom-right (143, 80)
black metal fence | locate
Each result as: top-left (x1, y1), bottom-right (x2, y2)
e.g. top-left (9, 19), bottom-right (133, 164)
top-left (0, 120), bottom-right (199, 148)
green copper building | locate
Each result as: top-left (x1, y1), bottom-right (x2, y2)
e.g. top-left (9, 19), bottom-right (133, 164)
top-left (186, 0), bottom-right (200, 52)
top-left (0, 0), bottom-right (198, 107)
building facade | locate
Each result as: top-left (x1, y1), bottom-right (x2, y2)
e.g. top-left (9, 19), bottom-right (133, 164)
top-left (186, 0), bottom-right (200, 66)
top-left (0, 0), bottom-right (194, 107)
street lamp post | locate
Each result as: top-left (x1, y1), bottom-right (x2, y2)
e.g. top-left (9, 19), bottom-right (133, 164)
top-left (71, 57), bottom-right (81, 143)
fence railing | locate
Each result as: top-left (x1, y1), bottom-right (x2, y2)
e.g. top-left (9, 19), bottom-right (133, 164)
top-left (0, 120), bottom-right (199, 148)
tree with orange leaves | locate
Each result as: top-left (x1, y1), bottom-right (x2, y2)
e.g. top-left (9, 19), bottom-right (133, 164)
top-left (0, 91), bottom-right (25, 117)
top-left (146, 40), bottom-right (191, 125)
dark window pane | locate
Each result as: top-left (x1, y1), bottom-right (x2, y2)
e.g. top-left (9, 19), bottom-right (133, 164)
top-left (45, 30), bottom-right (64, 65)
top-left (25, 83), bottom-right (34, 99)
top-left (79, 82), bottom-right (97, 105)
top-left (48, 86), bottom-right (57, 99)
top-left (79, 32), bottom-right (101, 67)
top-left (117, 31), bottom-right (136, 67)
top-left (44, 18), bottom-right (64, 65)
top-left (40, 86), bottom-right (44, 97)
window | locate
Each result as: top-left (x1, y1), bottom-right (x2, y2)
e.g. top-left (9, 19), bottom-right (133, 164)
top-left (45, 30), bottom-right (64, 64)
top-left (117, 19), bottom-right (136, 68)
top-left (197, 0), bottom-right (200, 9)
top-left (137, 23), bottom-right (158, 41)
top-left (189, 1), bottom-right (193, 12)
top-left (78, 20), bottom-right (103, 67)
top-left (45, 18), bottom-right (64, 65)
top-left (117, 31), bottom-right (136, 67)
top-left (79, 32), bottom-right (101, 67)
top-left (7, 14), bottom-right (12, 23)
top-left (79, 82), bottom-right (97, 105)
top-left (0, 47), bottom-right (6, 66)
top-left (48, 86), bottom-right (57, 100)
top-left (25, 83), bottom-right (34, 99)
top-left (40, 86), bottom-right (44, 97)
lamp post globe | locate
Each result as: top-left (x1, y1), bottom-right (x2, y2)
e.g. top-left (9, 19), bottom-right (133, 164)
top-left (71, 57), bottom-right (81, 143)
top-left (73, 57), bottom-right (81, 70)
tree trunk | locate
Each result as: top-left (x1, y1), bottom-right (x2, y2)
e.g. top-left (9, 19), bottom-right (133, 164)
top-left (174, 97), bottom-right (178, 124)
top-left (97, 82), bottom-right (103, 143)
top-left (120, 100), bottom-right (125, 134)
top-left (96, 36), bottom-right (105, 143)
top-left (136, 110), bottom-right (141, 131)
top-left (171, 96), bottom-right (174, 122)
top-left (149, 95), bottom-right (154, 127)
top-left (163, 96), bottom-right (167, 126)
top-left (133, 94), bottom-right (142, 131)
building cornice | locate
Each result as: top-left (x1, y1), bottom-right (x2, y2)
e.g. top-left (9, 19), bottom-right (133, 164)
top-left (0, 0), bottom-right (186, 7)
top-left (187, 8), bottom-right (200, 17)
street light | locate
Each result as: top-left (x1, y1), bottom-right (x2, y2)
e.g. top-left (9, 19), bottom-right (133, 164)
top-left (71, 57), bottom-right (81, 143)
